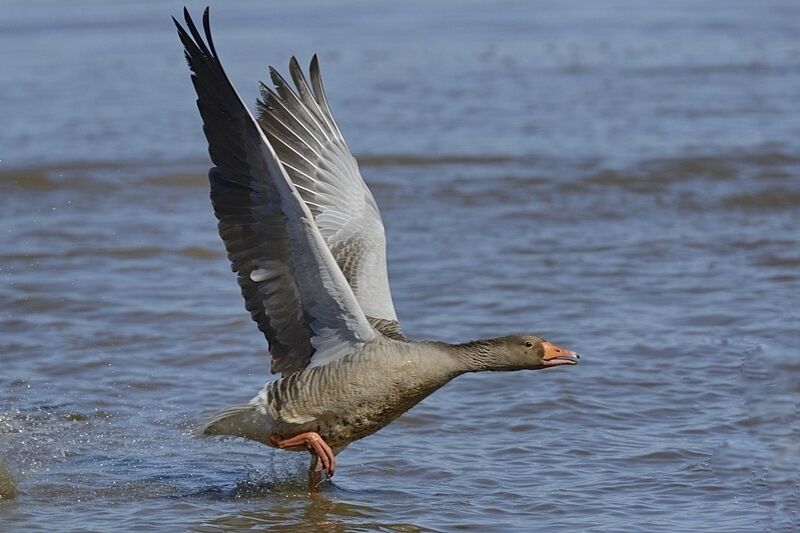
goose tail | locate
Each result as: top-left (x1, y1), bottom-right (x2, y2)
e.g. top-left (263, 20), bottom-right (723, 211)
top-left (193, 403), bottom-right (261, 439)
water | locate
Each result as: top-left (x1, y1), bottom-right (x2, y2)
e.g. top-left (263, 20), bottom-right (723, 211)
top-left (1, 0), bottom-right (798, 531)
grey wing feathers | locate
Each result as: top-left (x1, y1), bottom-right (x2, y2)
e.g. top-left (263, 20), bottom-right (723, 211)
top-left (367, 317), bottom-right (408, 341)
top-left (256, 56), bottom-right (403, 336)
top-left (210, 169), bottom-right (313, 373)
top-left (175, 9), bottom-right (376, 376)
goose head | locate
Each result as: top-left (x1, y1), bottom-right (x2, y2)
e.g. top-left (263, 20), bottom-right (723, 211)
top-left (498, 335), bottom-right (580, 370)
top-left (454, 335), bottom-right (580, 372)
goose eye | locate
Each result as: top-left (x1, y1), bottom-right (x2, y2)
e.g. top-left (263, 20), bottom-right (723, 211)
top-left (524, 341), bottom-right (533, 348)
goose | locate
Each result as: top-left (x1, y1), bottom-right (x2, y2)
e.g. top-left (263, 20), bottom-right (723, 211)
top-left (175, 8), bottom-right (580, 489)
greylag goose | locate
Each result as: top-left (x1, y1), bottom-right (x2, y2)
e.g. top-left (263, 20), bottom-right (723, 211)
top-left (175, 8), bottom-right (580, 489)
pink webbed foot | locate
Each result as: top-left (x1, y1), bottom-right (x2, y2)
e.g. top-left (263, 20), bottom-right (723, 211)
top-left (269, 432), bottom-right (336, 477)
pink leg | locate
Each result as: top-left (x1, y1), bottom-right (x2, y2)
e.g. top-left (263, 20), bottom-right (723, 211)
top-left (308, 455), bottom-right (325, 490)
top-left (269, 432), bottom-right (336, 477)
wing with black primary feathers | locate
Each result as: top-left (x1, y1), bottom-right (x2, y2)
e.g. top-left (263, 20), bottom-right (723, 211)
top-left (174, 8), bottom-right (376, 376)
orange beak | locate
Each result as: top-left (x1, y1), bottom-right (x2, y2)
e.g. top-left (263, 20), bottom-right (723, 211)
top-left (541, 341), bottom-right (580, 367)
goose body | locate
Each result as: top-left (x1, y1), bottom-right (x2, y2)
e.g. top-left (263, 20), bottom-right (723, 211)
top-left (175, 9), bottom-right (580, 487)
top-left (203, 338), bottom-right (459, 451)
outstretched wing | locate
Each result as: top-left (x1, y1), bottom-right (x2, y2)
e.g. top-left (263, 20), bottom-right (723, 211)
top-left (255, 57), bottom-right (402, 336)
top-left (175, 8), bottom-right (376, 376)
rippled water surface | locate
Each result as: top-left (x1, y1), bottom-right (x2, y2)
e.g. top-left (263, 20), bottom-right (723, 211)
top-left (1, 0), bottom-right (799, 531)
